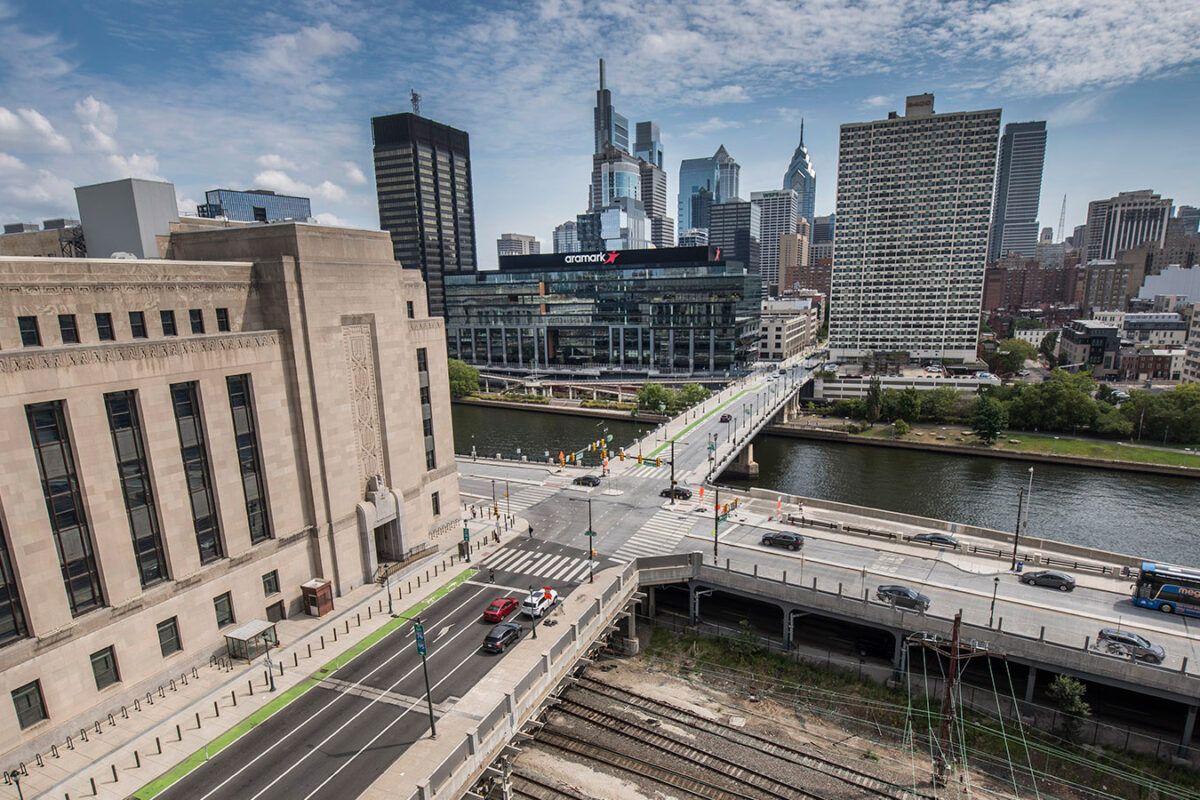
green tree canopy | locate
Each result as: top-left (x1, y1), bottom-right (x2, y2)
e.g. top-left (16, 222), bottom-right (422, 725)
top-left (864, 377), bottom-right (883, 424)
top-left (447, 359), bottom-right (479, 398)
top-left (972, 396), bottom-right (1008, 444)
top-left (984, 338), bottom-right (1038, 375)
top-left (636, 382), bottom-right (673, 413)
top-left (678, 383), bottom-right (712, 408)
top-left (1014, 318), bottom-right (1046, 329)
top-left (1038, 330), bottom-right (1059, 362)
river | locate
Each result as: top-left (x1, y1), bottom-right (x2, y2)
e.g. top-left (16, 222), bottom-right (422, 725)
top-left (452, 403), bottom-right (1200, 564)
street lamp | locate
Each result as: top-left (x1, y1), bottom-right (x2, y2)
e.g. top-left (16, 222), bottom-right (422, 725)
top-left (1023, 466), bottom-right (1034, 541)
top-left (988, 576), bottom-right (1000, 627)
top-left (585, 498), bottom-right (596, 584)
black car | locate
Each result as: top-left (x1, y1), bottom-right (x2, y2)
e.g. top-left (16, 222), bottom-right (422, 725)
top-left (719, 413), bottom-right (732, 422)
top-left (1022, 570), bottom-right (1076, 592)
top-left (660, 486), bottom-right (692, 500)
top-left (1096, 628), bottom-right (1165, 664)
top-left (761, 531), bottom-right (804, 551)
top-left (876, 584), bottom-right (931, 612)
top-left (910, 533), bottom-right (959, 548)
top-left (482, 621), bottom-right (524, 653)
top-left (572, 474), bottom-right (601, 487)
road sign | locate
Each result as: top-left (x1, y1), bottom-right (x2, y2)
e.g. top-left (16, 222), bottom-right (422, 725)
top-left (585, 529), bottom-right (596, 537)
top-left (414, 622), bottom-right (426, 655)
top-left (462, 526), bottom-right (470, 541)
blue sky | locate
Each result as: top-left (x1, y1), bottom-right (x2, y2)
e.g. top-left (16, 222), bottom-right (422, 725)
top-left (1, 0), bottom-right (1198, 265)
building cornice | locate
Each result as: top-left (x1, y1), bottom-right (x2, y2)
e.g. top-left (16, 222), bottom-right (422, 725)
top-left (0, 331), bottom-right (280, 373)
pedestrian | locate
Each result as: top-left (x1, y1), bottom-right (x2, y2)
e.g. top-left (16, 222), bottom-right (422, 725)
top-left (471, 506), bottom-right (476, 519)
top-left (493, 530), bottom-right (499, 544)
top-left (528, 525), bottom-right (535, 539)
top-left (488, 567), bottom-right (495, 583)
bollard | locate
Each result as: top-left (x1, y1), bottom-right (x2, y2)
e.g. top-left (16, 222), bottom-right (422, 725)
top-left (998, 618), bottom-right (1003, 632)
top-left (156, 737), bottom-right (161, 755)
top-left (838, 582), bottom-right (843, 597)
top-left (111, 764), bottom-right (118, 782)
top-left (812, 576), bottom-right (817, 589)
top-left (248, 680), bottom-right (254, 696)
top-left (357, 612), bottom-right (361, 626)
top-left (345, 619), bottom-right (349, 634)
top-left (176, 724), bottom-right (182, 741)
top-left (308, 643), bottom-right (312, 658)
top-left (195, 711), bottom-right (201, 729)
top-left (1040, 626), bottom-right (1045, 641)
top-left (135, 750), bottom-right (140, 768)
top-left (293, 652), bottom-right (298, 668)
top-left (231, 690), bottom-right (237, 707)
top-left (1181, 657), bottom-right (1189, 673)
top-left (320, 635), bottom-right (325, 650)
top-left (368, 607), bottom-right (372, 620)
top-left (333, 627), bottom-right (338, 642)
top-left (90, 778), bottom-right (96, 795)
top-left (377, 600), bottom-right (382, 613)
top-left (263, 670), bottom-right (270, 686)
top-left (426, 569), bottom-right (430, 581)
top-left (417, 576), bottom-right (421, 587)
top-left (408, 581), bottom-right (412, 593)
top-left (214, 700), bottom-right (219, 718)
top-left (279, 662), bottom-right (284, 677)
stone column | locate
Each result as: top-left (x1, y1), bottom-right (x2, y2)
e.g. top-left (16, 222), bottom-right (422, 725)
top-left (724, 443), bottom-right (759, 478)
top-left (1181, 704), bottom-right (1198, 758)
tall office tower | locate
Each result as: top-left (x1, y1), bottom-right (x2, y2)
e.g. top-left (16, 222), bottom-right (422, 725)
top-left (553, 220), bottom-right (581, 253)
top-left (589, 147), bottom-right (642, 211)
top-left (372, 112), bottom-right (477, 318)
top-left (751, 189), bottom-right (798, 294)
top-left (710, 200), bottom-right (761, 292)
top-left (1174, 205), bottom-right (1199, 235)
top-left (576, 196), bottom-right (649, 250)
top-left (594, 59), bottom-right (629, 154)
top-left (678, 228), bottom-right (709, 247)
top-left (782, 119), bottom-right (817, 226)
top-left (640, 161), bottom-right (673, 247)
top-left (812, 214), bottom-right (834, 244)
top-left (1085, 190), bottom-right (1172, 263)
top-left (1068, 223), bottom-right (1087, 252)
top-left (497, 233), bottom-right (540, 259)
top-left (715, 145), bottom-right (740, 202)
top-left (779, 230), bottom-right (811, 294)
top-left (829, 93), bottom-right (1001, 361)
top-left (987, 121), bottom-right (1047, 262)
top-left (634, 121), bottom-right (664, 169)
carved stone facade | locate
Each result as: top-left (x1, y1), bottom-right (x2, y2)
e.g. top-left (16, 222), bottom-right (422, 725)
top-left (0, 224), bottom-right (459, 759)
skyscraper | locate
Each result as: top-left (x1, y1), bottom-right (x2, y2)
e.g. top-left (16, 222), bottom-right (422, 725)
top-left (715, 145), bottom-right (740, 203)
top-left (677, 145), bottom-right (740, 232)
top-left (497, 233), bottom-right (540, 259)
top-left (812, 214), bottom-right (835, 245)
top-left (751, 189), bottom-right (798, 295)
top-left (553, 220), bottom-right (581, 253)
top-left (987, 121), bottom-right (1047, 262)
top-left (829, 93), bottom-right (1001, 361)
top-left (590, 147), bottom-right (642, 211)
top-left (782, 119), bottom-right (816, 226)
top-left (709, 199), bottom-right (760, 292)
top-left (640, 160), bottom-right (673, 248)
top-left (594, 59), bottom-right (629, 154)
top-left (372, 112), bottom-right (477, 317)
top-left (635, 121), bottom-right (664, 169)
top-left (1084, 190), bottom-right (1172, 262)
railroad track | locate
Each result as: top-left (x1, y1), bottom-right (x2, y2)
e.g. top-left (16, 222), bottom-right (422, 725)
top-left (509, 769), bottom-right (597, 800)
top-left (573, 675), bottom-right (934, 800)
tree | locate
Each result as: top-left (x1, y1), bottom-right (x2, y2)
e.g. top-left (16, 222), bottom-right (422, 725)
top-left (893, 419), bottom-right (910, 437)
top-left (896, 387), bottom-right (922, 423)
top-left (1093, 404), bottom-right (1134, 437)
top-left (678, 383), bottom-right (711, 408)
top-left (921, 387), bottom-right (963, 423)
top-left (1014, 318), bottom-right (1046, 330)
top-left (1038, 330), bottom-right (1059, 363)
top-left (972, 396), bottom-right (1008, 444)
top-left (864, 377), bottom-right (883, 425)
top-left (1047, 674), bottom-right (1091, 741)
top-left (636, 382), bottom-right (673, 413)
top-left (729, 619), bottom-right (764, 660)
top-left (984, 338), bottom-right (1038, 376)
top-left (447, 359), bottom-right (479, 398)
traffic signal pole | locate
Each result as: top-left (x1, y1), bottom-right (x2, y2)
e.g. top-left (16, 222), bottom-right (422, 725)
top-left (713, 487), bottom-right (720, 563)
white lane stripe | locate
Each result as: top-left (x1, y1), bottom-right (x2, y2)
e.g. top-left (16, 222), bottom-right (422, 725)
top-left (561, 563), bottom-right (591, 582)
top-left (545, 559), bottom-right (582, 581)
top-left (506, 552), bottom-right (541, 572)
top-left (530, 554), bottom-right (567, 576)
top-left (485, 550), bottom-right (524, 569)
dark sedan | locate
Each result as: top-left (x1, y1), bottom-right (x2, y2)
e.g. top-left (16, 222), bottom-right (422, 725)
top-left (876, 585), bottom-right (931, 612)
top-left (719, 413), bottom-right (732, 422)
top-left (761, 531), bottom-right (804, 551)
top-left (910, 533), bottom-right (959, 548)
top-left (1022, 570), bottom-right (1076, 592)
top-left (572, 474), bottom-right (601, 487)
top-left (482, 621), bottom-right (524, 653)
top-left (660, 486), bottom-right (692, 500)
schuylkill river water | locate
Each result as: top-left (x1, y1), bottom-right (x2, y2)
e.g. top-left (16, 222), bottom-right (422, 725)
top-left (452, 404), bottom-right (1200, 565)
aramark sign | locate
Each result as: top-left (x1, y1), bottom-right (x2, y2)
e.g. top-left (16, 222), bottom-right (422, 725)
top-left (498, 245), bottom-right (718, 271)
top-left (563, 251), bottom-right (619, 265)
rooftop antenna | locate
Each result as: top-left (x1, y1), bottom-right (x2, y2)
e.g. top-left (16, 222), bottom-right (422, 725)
top-left (1057, 194), bottom-right (1067, 242)
top-left (410, 88), bottom-right (421, 115)
top-left (800, 117), bottom-right (805, 146)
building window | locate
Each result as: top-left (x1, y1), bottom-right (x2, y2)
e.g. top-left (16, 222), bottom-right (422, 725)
top-left (157, 617), bottom-right (181, 657)
top-left (18, 316), bottom-right (41, 347)
top-left (95, 312), bottom-right (115, 341)
top-left (105, 391), bottom-right (168, 586)
top-left (27, 401), bottom-right (104, 615)
top-left (0, 522), bottom-right (28, 648)
top-left (406, 301), bottom-right (415, 319)
top-left (262, 570), bottom-right (279, 596)
top-left (171, 382), bottom-right (224, 563)
top-left (431, 491), bottom-right (440, 517)
top-left (213, 592), bottom-right (235, 628)
top-left (160, 310), bottom-right (177, 336)
top-left (58, 314), bottom-right (80, 344)
top-left (129, 311), bottom-right (147, 338)
top-left (416, 348), bottom-right (436, 470)
top-left (90, 646), bottom-right (120, 690)
top-left (215, 308), bottom-right (230, 332)
top-left (11, 681), bottom-right (47, 729)
top-left (189, 309), bottom-right (205, 334)
top-left (227, 375), bottom-right (271, 543)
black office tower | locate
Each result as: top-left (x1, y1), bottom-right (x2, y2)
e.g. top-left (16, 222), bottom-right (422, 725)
top-left (372, 112), bottom-right (477, 317)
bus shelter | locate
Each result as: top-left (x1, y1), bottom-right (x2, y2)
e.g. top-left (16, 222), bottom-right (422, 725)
top-left (223, 619), bottom-right (278, 661)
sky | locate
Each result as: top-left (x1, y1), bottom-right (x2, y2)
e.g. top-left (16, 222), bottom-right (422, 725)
top-left (1, 0), bottom-right (1199, 266)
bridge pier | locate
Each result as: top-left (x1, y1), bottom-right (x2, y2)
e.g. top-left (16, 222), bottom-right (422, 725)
top-left (1022, 666), bottom-right (1038, 713)
top-left (723, 443), bottom-right (759, 479)
top-left (1182, 704), bottom-right (1198, 757)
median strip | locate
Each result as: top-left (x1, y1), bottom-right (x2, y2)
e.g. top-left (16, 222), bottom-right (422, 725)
top-left (133, 569), bottom-right (476, 799)
top-left (649, 389), bottom-right (749, 459)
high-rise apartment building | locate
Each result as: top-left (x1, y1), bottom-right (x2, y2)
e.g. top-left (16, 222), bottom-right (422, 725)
top-left (371, 112), bottom-right (477, 318)
top-left (709, 200), bottom-right (760, 292)
top-left (829, 93), bottom-right (1000, 361)
top-left (751, 189), bottom-right (798, 295)
top-left (497, 233), bottom-right (540, 259)
top-left (987, 121), bottom-right (1047, 262)
top-left (553, 220), bottom-right (581, 253)
top-left (1084, 190), bottom-right (1172, 263)
top-left (782, 120), bottom-right (817, 226)
top-left (197, 189), bottom-right (311, 223)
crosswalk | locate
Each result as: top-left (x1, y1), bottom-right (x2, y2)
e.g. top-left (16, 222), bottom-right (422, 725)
top-left (624, 464), bottom-right (672, 480)
top-left (472, 484), bottom-right (558, 516)
top-left (612, 509), bottom-right (697, 561)
top-left (484, 548), bottom-right (599, 584)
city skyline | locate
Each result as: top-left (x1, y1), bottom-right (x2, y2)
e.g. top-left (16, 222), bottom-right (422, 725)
top-left (1, 1), bottom-right (1199, 265)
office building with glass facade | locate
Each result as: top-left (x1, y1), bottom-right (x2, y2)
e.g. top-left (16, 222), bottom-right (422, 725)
top-left (444, 247), bottom-right (760, 375)
top-left (987, 121), bottom-right (1046, 262)
top-left (783, 120), bottom-right (817, 227)
top-left (197, 189), bottom-right (311, 223)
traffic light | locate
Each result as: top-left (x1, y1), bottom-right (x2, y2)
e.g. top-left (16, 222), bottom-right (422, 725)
top-left (619, 450), bottom-right (625, 461)
top-left (655, 457), bottom-right (661, 467)
top-left (590, 549), bottom-right (597, 558)
top-left (601, 449), bottom-right (607, 458)
top-left (637, 454), bottom-right (643, 465)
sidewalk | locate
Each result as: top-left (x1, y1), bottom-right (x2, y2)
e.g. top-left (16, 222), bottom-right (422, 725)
top-left (8, 515), bottom-right (526, 800)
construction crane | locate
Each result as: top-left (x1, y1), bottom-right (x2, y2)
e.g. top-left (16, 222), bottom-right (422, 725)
top-left (1057, 194), bottom-right (1067, 242)
top-left (410, 88), bottom-right (421, 115)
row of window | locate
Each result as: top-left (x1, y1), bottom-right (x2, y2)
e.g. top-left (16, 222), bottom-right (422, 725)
top-left (0, 374), bottom-right (272, 642)
top-left (11, 572), bottom-right (282, 730)
top-left (15, 308), bottom-right (232, 348)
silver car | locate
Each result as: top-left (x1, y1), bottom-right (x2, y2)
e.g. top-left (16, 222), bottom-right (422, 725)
top-left (1096, 628), bottom-right (1165, 664)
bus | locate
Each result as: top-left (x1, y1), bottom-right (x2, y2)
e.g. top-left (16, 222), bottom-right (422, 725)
top-left (1132, 562), bottom-right (1200, 617)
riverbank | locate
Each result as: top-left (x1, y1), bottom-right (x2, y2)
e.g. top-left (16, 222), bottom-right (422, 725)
top-left (453, 396), bottom-right (668, 424)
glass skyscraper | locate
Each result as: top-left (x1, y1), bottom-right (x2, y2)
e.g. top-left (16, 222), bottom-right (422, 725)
top-left (782, 120), bottom-right (816, 226)
top-left (197, 189), bottom-right (311, 223)
top-left (987, 121), bottom-right (1046, 262)
top-left (677, 145), bottom-right (739, 233)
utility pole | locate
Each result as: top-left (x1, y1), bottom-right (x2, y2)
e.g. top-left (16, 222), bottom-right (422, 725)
top-left (1010, 488), bottom-right (1024, 571)
top-left (935, 612), bottom-right (962, 786)
top-left (586, 498), bottom-right (596, 583)
top-left (713, 487), bottom-right (720, 563)
top-left (413, 617), bottom-right (436, 738)
top-left (669, 439), bottom-right (676, 502)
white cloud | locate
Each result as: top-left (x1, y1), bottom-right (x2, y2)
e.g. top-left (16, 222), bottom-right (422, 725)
top-left (0, 151), bottom-right (25, 175)
top-left (694, 116), bottom-right (742, 135)
top-left (256, 153), bottom-right (297, 170)
top-left (859, 94), bottom-right (891, 109)
top-left (343, 161), bottom-right (366, 185)
top-left (313, 211), bottom-right (353, 227)
top-left (177, 196), bottom-right (200, 217)
top-left (74, 96), bottom-right (119, 152)
top-left (314, 180), bottom-right (346, 201)
top-left (1044, 93), bottom-right (1109, 128)
top-left (106, 152), bottom-right (163, 181)
top-left (0, 106), bottom-right (71, 153)
top-left (703, 85), bottom-right (751, 104)
top-left (253, 169), bottom-right (346, 202)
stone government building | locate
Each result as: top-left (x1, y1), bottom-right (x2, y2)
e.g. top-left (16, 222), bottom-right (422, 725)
top-left (0, 222), bottom-right (459, 756)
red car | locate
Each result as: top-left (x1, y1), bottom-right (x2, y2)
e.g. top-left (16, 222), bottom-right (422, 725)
top-left (482, 596), bottom-right (519, 623)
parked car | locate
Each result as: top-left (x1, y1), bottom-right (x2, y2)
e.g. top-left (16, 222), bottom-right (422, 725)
top-left (482, 596), bottom-right (520, 622)
top-left (1096, 628), bottom-right (1165, 664)
top-left (910, 533), bottom-right (960, 548)
top-left (573, 474), bottom-right (601, 487)
top-left (1017, 369), bottom-right (1030, 377)
top-left (660, 486), bottom-right (693, 500)
top-left (520, 588), bottom-right (560, 618)
top-left (761, 531), bottom-right (804, 551)
top-left (876, 585), bottom-right (931, 612)
top-left (719, 413), bottom-right (732, 423)
top-left (482, 621), bottom-right (524, 653)
top-left (1021, 570), bottom-right (1076, 592)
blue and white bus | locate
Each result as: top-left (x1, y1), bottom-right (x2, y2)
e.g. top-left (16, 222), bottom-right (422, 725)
top-left (1132, 562), bottom-right (1200, 616)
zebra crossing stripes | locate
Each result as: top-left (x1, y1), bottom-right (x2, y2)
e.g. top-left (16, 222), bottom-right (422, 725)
top-left (484, 548), bottom-right (596, 584)
top-left (611, 509), bottom-right (696, 561)
top-left (500, 485), bottom-right (557, 514)
top-left (625, 464), bottom-right (671, 480)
